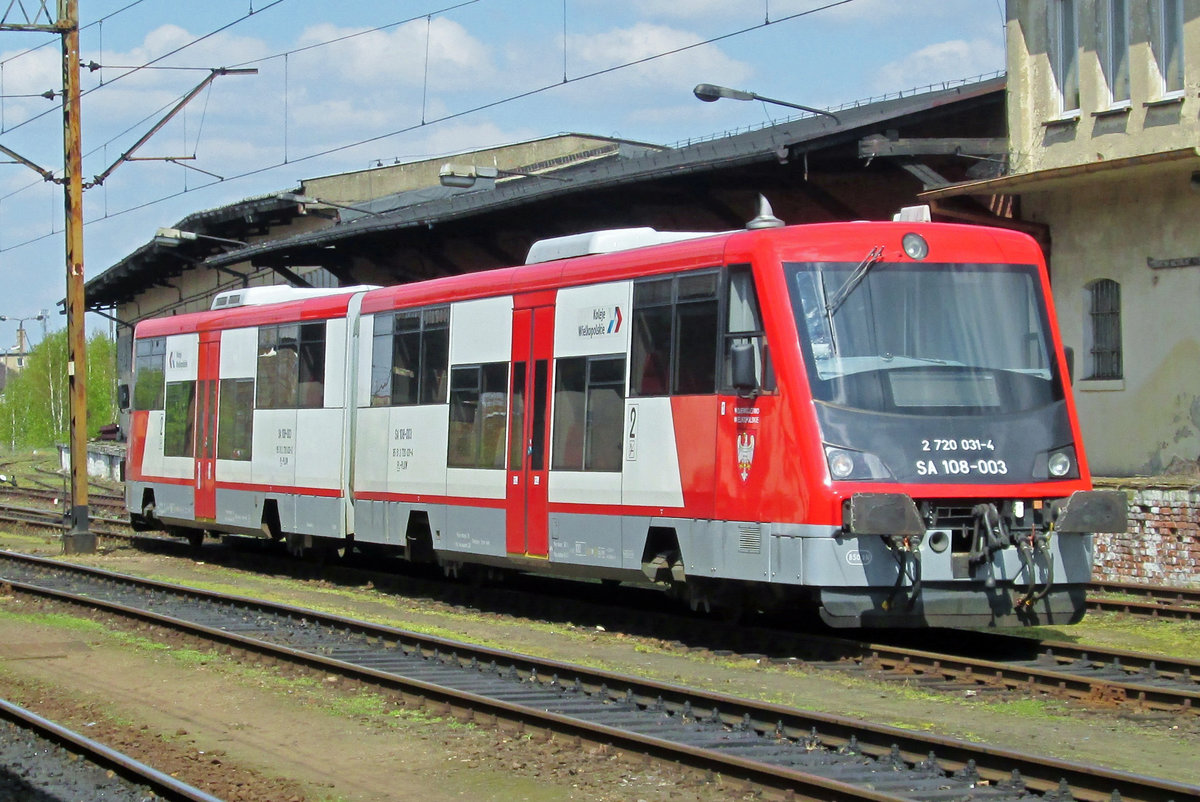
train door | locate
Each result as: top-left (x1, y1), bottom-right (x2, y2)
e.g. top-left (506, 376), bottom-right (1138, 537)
top-left (506, 297), bottom-right (555, 557)
top-left (194, 332), bottom-right (220, 521)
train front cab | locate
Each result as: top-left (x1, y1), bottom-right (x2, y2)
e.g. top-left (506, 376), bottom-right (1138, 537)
top-left (747, 220), bottom-right (1127, 628)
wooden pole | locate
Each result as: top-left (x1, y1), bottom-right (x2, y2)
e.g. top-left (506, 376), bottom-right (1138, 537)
top-left (60, 0), bottom-right (92, 552)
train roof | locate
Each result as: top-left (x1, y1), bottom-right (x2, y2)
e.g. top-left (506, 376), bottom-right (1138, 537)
top-left (134, 218), bottom-right (1044, 337)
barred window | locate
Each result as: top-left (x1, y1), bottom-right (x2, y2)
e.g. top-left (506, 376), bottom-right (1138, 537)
top-left (1086, 279), bottom-right (1122, 380)
top-left (370, 306), bottom-right (449, 407)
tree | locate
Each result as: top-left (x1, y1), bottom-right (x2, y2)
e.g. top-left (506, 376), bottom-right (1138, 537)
top-left (0, 329), bottom-right (117, 449)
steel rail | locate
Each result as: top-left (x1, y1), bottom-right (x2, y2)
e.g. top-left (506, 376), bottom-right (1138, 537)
top-left (1086, 580), bottom-right (1200, 621)
top-left (828, 637), bottom-right (1200, 714)
top-left (0, 697), bottom-right (223, 802)
top-left (0, 551), bottom-right (1195, 802)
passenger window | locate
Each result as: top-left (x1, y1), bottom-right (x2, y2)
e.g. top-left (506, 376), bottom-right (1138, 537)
top-left (163, 381), bottom-right (196, 457)
top-left (723, 266), bottom-right (775, 393)
top-left (370, 305), bottom-right (449, 407)
top-left (256, 324), bottom-right (300, 409)
top-left (447, 362), bottom-right (509, 469)
top-left (217, 378), bottom-right (254, 460)
top-left (296, 322), bottom-right (326, 408)
top-left (132, 337), bottom-right (166, 411)
top-left (552, 355), bottom-right (626, 472)
top-left (630, 270), bottom-right (719, 396)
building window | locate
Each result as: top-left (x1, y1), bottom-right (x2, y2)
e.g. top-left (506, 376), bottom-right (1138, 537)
top-left (1050, 0), bottom-right (1080, 114)
top-left (552, 355), bottom-right (625, 472)
top-left (1103, 0), bottom-right (1130, 105)
top-left (1085, 279), bottom-right (1122, 380)
top-left (630, 270), bottom-right (719, 396)
top-left (369, 306), bottom-right (449, 407)
top-left (1153, 0), bottom-right (1185, 97)
top-left (447, 362), bottom-right (508, 469)
top-left (256, 322), bottom-right (326, 409)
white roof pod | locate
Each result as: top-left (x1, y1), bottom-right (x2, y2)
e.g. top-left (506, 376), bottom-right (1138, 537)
top-left (524, 195), bottom-right (787, 264)
top-left (524, 227), bottom-right (719, 265)
top-left (210, 284), bottom-right (379, 310)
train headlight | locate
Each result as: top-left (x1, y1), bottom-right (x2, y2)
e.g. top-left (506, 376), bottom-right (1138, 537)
top-left (825, 445), bottom-right (894, 481)
top-left (1033, 446), bottom-right (1079, 480)
top-left (828, 449), bottom-right (855, 479)
top-left (902, 232), bottom-right (929, 260)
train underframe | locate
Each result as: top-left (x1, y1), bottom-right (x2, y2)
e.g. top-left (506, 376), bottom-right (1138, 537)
top-left (128, 481), bottom-right (1116, 629)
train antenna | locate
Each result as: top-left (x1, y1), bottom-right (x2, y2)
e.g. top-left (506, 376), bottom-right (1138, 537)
top-left (747, 195), bottom-right (784, 229)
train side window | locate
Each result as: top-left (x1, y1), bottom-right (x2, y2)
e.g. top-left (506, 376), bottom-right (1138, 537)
top-left (217, 378), bottom-right (254, 460)
top-left (420, 306), bottom-right (450, 404)
top-left (509, 362), bottom-right (526, 470)
top-left (723, 267), bottom-right (775, 393)
top-left (132, 337), bottom-right (166, 410)
top-left (447, 361), bottom-right (509, 469)
top-left (631, 279), bottom-right (672, 396)
top-left (296, 322), bottom-right (326, 408)
top-left (552, 355), bottom-right (626, 472)
top-left (675, 272), bottom-right (719, 394)
top-left (257, 324), bottom-right (299, 409)
top-left (630, 271), bottom-right (719, 397)
top-left (163, 381), bottom-right (196, 458)
top-left (369, 305), bottom-right (449, 407)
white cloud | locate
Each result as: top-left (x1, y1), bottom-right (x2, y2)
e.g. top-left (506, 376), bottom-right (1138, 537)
top-left (564, 22), bottom-right (752, 89)
top-left (872, 38), bottom-right (1005, 93)
top-left (294, 18), bottom-right (494, 92)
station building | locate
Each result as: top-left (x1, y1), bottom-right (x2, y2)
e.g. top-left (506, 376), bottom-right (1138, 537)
top-left (926, 0), bottom-right (1200, 477)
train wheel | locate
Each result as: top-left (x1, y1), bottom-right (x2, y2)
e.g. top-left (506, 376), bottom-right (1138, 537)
top-left (686, 583), bottom-right (711, 614)
top-left (186, 530), bottom-right (204, 549)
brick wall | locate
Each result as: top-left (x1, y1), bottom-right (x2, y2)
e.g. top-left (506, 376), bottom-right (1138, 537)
top-left (1091, 484), bottom-right (1200, 586)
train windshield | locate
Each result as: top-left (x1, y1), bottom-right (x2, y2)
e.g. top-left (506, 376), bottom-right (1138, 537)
top-left (785, 261), bottom-right (1063, 415)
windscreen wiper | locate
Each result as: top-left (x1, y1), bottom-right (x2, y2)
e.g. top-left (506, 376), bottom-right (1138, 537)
top-left (825, 245), bottom-right (884, 318)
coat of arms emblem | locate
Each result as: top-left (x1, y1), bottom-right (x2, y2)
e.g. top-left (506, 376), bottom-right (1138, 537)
top-left (736, 432), bottom-right (756, 482)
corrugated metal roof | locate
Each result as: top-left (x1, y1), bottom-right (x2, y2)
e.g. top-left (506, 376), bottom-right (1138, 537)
top-left (203, 75), bottom-right (1004, 271)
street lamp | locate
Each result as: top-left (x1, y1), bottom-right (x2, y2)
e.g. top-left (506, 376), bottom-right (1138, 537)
top-left (153, 227), bottom-right (248, 249)
top-left (693, 83), bottom-right (840, 123)
top-left (0, 313), bottom-right (47, 368)
top-left (438, 163), bottom-right (572, 189)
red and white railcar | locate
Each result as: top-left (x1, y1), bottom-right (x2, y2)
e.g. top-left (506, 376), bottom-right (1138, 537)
top-left (125, 209), bottom-right (1125, 627)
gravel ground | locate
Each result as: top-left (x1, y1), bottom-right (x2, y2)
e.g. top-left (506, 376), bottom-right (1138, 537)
top-left (0, 715), bottom-right (173, 802)
top-left (1, 530), bottom-right (1199, 801)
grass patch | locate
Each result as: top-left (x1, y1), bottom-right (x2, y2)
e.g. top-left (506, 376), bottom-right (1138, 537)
top-left (994, 612), bottom-right (1200, 661)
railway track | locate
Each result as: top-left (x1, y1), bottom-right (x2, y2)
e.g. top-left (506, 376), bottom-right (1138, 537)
top-left (1087, 580), bottom-right (1200, 621)
top-left (3, 500), bottom-right (1198, 720)
top-left (0, 550), bottom-right (1195, 802)
top-left (3, 497), bottom-right (1198, 717)
top-left (0, 695), bottom-right (220, 801)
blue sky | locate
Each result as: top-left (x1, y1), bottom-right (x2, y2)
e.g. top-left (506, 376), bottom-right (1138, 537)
top-left (0, 0), bottom-right (1005, 347)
